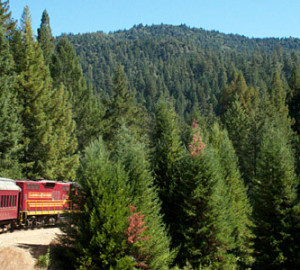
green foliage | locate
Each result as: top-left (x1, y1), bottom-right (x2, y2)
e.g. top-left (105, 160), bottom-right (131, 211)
top-left (49, 84), bottom-right (79, 180)
top-left (0, 20), bottom-right (22, 178)
top-left (151, 97), bottom-right (185, 257)
top-left (0, 0), bottom-right (15, 37)
top-left (74, 137), bottom-right (131, 268)
top-left (37, 248), bottom-right (50, 269)
top-left (209, 123), bottom-right (255, 267)
top-left (253, 121), bottom-right (300, 269)
top-left (181, 141), bottom-right (237, 269)
top-left (13, 6), bottom-right (56, 179)
top-left (51, 36), bottom-right (102, 152)
top-left (115, 125), bottom-right (174, 269)
top-left (37, 9), bottom-right (54, 66)
top-left (103, 64), bottom-right (147, 147)
top-left (8, 7), bottom-right (79, 180)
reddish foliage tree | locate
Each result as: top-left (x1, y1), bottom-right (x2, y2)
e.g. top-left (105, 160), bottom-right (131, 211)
top-left (189, 119), bottom-right (206, 156)
top-left (125, 205), bottom-right (151, 269)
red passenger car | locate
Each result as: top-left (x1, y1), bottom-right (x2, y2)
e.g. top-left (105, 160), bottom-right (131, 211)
top-left (0, 177), bottom-right (21, 231)
top-left (16, 180), bottom-right (72, 226)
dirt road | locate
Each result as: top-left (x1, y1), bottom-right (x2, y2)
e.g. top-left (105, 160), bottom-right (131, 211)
top-left (0, 227), bottom-right (61, 270)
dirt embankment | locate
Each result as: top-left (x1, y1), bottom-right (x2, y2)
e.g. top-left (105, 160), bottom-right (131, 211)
top-left (0, 227), bottom-right (61, 270)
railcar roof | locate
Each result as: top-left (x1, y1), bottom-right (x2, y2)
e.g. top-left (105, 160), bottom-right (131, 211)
top-left (0, 177), bottom-right (21, 191)
top-left (15, 179), bottom-right (70, 184)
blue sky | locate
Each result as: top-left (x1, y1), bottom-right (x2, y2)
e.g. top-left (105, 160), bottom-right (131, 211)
top-left (10, 0), bottom-right (300, 38)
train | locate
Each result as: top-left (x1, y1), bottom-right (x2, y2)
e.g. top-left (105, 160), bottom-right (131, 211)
top-left (0, 177), bottom-right (75, 232)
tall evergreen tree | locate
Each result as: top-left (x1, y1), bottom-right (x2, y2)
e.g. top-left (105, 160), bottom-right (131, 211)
top-left (0, 20), bottom-right (22, 178)
top-left (14, 6), bottom-right (55, 178)
top-left (12, 7), bottom-right (79, 180)
top-left (51, 36), bottom-right (102, 151)
top-left (288, 64), bottom-right (300, 173)
top-left (114, 126), bottom-right (174, 269)
top-left (209, 123), bottom-right (254, 268)
top-left (49, 84), bottom-right (79, 180)
top-left (181, 123), bottom-right (238, 269)
top-left (253, 121), bottom-right (300, 269)
top-left (37, 9), bottom-right (54, 66)
top-left (222, 72), bottom-right (262, 187)
top-left (151, 97), bottom-right (185, 261)
top-left (0, 0), bottom-right (15, 37)
top-left (288, 65), bottom-right (300, 133)
top-left (103, 64), bottom-right (145, 146)
top-left (72, 138), bottom-right (133, 269)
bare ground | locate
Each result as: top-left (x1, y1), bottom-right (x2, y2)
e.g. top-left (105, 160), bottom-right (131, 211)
top-left (0, 227), bottom-right (62, 270)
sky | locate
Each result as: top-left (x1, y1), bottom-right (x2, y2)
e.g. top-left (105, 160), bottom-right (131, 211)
top-left (9, 0), bottom-right (300, 38)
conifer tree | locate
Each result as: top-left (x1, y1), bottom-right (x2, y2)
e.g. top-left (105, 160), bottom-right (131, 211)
top-left (288, 65), bottom-right (300, 173)
top-left (73, 138), bottom-right (133, 269)
top-left (114, 125), bottom-right (174, 269)
top-left (51, 36), bottom-right (102, 151)
top-left (103, 64), bottom-right (145, 146)
top-left (288, 64), bottom-right (300, 133)
top-left (181, 123), bottom-right (238, 269)
top-left (151, 97), bottom-right (185, 254)
top-left (253, 121), bottom-right (300, 269)
top-left (0, 21), bottom-right (22, 178)
top-left (15, 6), bottom-right (55, 178)
top-left (0, 0), bottom-right (15, 37)
top-left (224, 96), bottom-right (251, 181)
top-left (49, 84), bottom-right (79, 180)
top-left (12, 7), bottom-right (79, 180)
top-left (266, 70), bottom-right (293, 138)
top-left (37, 9), bottom-right (54, 66)
top-left (222, 72), bottom-right (262, 187)
top-left (209, 123), bottom-right (254, 268)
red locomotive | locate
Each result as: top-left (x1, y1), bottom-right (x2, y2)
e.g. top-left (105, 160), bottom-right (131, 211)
top-left (0, 177), bottom-right (73, 232)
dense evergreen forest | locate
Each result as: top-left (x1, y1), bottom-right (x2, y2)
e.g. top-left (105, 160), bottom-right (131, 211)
top-left (0, 1), bottom-right (300, 269)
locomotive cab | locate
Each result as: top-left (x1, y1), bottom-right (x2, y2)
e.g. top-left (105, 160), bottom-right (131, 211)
top-left (16, 179), bottom-right (72, 227)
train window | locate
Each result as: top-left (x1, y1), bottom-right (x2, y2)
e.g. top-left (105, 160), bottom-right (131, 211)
top-left (52, 191), bottom-right (60, 200)
top-left (27, 183), bottom-right (39, 190)
top-left (45, 182), bottom-right (55, 189)
top-left (14, 195), bottom-right (16, 206)
top-left (4, 195), bottom-right (7, 207)
top-left (0, 195), bottom-right (2, 207)
top-left (62, 186), bottom-right (70, 192)
top-left (8, 196), bottom-right (11, 207)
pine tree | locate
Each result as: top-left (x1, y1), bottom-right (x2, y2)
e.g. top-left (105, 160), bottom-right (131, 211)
top-left (209, 123), bottom-right (254, 268)
top-left (181, 124), bottom-right (238, 269)
top-left (10, 7), bottom-right (79, 180)
top-left (114, 125), bottom-right (174, 269)
top-left (103, 64), bottom-right (144, 146)
top-left (224, 96), bottom-right (251, 182)
top-left (288, 64), bottom-right (300, 134)
top-left (15, 6), bottom-right (56, 178)
top-left (222, 72), bottom-right (262, 188)
top-left (266, 70), bottom-right (293, 138)
top-left (0, 0), bottom-right (15, 37)
top-left (0, 20), bottom-right (22, 178)
top-left (253, 121), bottom-right (300, 269)
top-left (37, 9), bottom-right (54, 66)
top-left (73, 138), bottom-right (133, 269)
top-left (151, 97), bottom-right (185, 255)
top-left (288, 65), bottom-right (300, 173)
top-left (49, 84), bottom-right (79, 180)
top-left (51, 36), bottom-right (102, 151)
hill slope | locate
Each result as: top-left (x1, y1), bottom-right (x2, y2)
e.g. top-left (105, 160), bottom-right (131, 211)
top-left (64, 24), bottom-right (300, 116)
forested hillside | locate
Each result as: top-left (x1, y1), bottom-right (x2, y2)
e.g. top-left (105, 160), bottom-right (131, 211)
top-left (1, 1), bottom-right (300, 269)
top-left (66, 24), bottom-right (300, 117)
